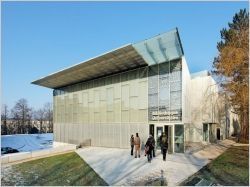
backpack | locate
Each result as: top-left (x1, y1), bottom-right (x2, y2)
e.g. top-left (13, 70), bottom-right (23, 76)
top-left (162, 136), bottom-right (167, 144)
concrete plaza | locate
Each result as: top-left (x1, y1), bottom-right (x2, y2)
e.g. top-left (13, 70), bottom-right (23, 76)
top-left (76, 140), bottom-right (235, 185)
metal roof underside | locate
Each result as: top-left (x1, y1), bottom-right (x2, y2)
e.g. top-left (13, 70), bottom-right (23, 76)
top-left (31, 45), bottom-right (147, 89)
top-left (32, 28), bottom-right (184, 89)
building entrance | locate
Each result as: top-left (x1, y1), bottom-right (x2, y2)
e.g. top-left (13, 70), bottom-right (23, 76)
top-left (152, 125), bottom-right (173, 153)
top-left (217, 128), bottom-right (220, 140)
top-left (156, 127), bottom-right (163, 149)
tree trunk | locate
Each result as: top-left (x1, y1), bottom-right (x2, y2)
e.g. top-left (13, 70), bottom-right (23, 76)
top-left (240, 111), bottom-right (249, 143)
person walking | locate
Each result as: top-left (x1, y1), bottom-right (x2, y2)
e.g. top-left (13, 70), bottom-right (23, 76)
top-left (130, 134), bottom-right (135, 156)
top-left (152, 135), bottom-right (156, 157)
top-left (145, 134), bottom-right (154, 162)
top-left (134, 133), bottom-right (141, 158)
top-left (159, 133), bottom-right (163, 154)
top-left (160, 132), bottom-right (168, 161)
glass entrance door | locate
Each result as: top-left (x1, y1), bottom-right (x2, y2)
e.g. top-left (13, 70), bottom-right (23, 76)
top-left (174, 125), bottom-right (184, 153)
top-left (149, 124), bottom-right (155, 138)
top-left (166, 125), bottom-right (173, 154)
top-left (156, 127), bottom-right (163, 149)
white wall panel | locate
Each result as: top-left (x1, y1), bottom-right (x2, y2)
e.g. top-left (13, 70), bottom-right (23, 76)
top-left (130, 96), bottom-right (138, 122)
top-left (64, 124), bottom-right (69, 143)
top-left (138, 81), bottom-right (148, 110)
top-left (121, 84), bottom-right (129, 110)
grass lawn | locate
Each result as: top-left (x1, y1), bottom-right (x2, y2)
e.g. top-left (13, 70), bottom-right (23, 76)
top-left (180, 145), bottom-right (249, 186)
top-left (1, 152), bottom-right (108, 186)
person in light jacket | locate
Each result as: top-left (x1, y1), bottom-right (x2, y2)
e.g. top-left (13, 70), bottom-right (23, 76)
top-left (134, 133), bottom-right (141, 158)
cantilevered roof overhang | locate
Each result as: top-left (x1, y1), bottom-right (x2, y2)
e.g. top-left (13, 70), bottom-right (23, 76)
top-left (32, 28), bottom-right (184, 89)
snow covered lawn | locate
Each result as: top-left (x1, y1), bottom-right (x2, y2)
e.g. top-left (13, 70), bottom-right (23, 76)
top-left (76, 147), bottom-right (209, 186)
top-left (1, 133), bottom-right (53, 152)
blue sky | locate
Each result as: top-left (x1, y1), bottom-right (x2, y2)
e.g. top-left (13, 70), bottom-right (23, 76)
top-left (2, 1), bottom-right (248, 110)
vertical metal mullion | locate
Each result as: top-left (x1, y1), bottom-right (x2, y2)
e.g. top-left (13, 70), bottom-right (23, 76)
top-left (158, 63), bottom-right (159, 123)
top-left (169, 61), bottom-right (171, 124)
top-left (119, 72), bottom-right (122, 148)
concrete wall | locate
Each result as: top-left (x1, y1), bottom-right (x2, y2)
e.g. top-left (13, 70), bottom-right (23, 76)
top-left (187, 73), bottom-right (223, 142)
top-left (1, 142), bottom-right (76, 164)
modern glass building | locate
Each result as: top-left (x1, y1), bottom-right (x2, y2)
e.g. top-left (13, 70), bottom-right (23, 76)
top-left (32, 28), bottom-right (233, 153)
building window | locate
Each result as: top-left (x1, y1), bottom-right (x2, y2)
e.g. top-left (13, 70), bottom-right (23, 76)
top-left (148, 59), bottom-right (182, 122)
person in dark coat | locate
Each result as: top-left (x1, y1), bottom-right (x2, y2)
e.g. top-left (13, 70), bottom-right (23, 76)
top-left (130, 134), bottom-right (135, 156)
top-left (159, 133), bottom-right (163, 154)
top-left (152, 135), bottom-right (156, 157)
top-left (160, 132), bottom-right (168, 161)
top-left (145, 134), bottom-right (154, 162)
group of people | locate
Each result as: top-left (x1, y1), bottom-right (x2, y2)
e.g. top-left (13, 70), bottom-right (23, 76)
top-left (130, 132), bottom-right (169, 163)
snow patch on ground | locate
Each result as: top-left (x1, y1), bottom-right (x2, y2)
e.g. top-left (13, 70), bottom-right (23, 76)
top-left (1, 133), bottom-right (53, 152)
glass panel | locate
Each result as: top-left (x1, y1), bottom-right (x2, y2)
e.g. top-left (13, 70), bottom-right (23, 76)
top-left (148, 60), bottom-right (182, 122)
top-left (107, 87), bottom-right (113, 112)
top-left (100, 100), bottom-right (106, 123)
top-left (121, 84), bottom-right (129, 110)
top-left (114, 81), bottom-right (121, 99)
top-left (130, 96), bottom-right (138, 122)
top-left (174, 125), bottom-right (184, 153)
top-left (73, 94), bottom-right (78, 123)
top-left (138, 81), bottom-right (147, 109)
top-left (159, 62), bottom-right (170, 121)
top-left (114, 99), bottom-right (121, 122)
top-left (149, 124), bottom-right (154, 138)
top-left (121, 110), bottom-right (129, 122)
top-left (156, 127), bottom-right (163, 149)
top-left (170, 60), bottom-right (182, 121)
top-left (121, 72), bottom-right (129, 82)
top-left (94, 90), bottom-right (100, 113)
top-left (148, 65), bottom-right (158, 121)
top-left (82, 92), bottom-right (88, 113)
top-left (168, 126), bottom-right (173, 154)
top-left (129, 69), bottom-right (138, 80)
top-left (65, 96), bottom-right (69, 123)
top-left (133, 29), bottom-right (183, 65)
top-left (139, 109), bottom-right (147, 122)
top-left (139, 67), bottom-right (148, 78)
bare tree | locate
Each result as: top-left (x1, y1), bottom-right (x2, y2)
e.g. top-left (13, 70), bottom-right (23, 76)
top-left (44, 102), bottom-right (53, 133)
top-left (35, 108), bottom-right (46, 133)
top-left (11, 98), bottom-right (32, 134)
top-left (1, 104), bottom-right (9, 135)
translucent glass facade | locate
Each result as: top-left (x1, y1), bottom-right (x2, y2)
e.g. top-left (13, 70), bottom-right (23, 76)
top-left (53, 67), bottom-right (148, 148)
top-left (53, 59), bottom-right (183, 149)
top-left (148, 59), bottom-right (182, 122)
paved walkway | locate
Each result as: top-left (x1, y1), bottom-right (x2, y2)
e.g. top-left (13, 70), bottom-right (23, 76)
top-left (193, 139), bottom-right (235, 160)
top-left (76, 139), bottom-right (235, 186)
